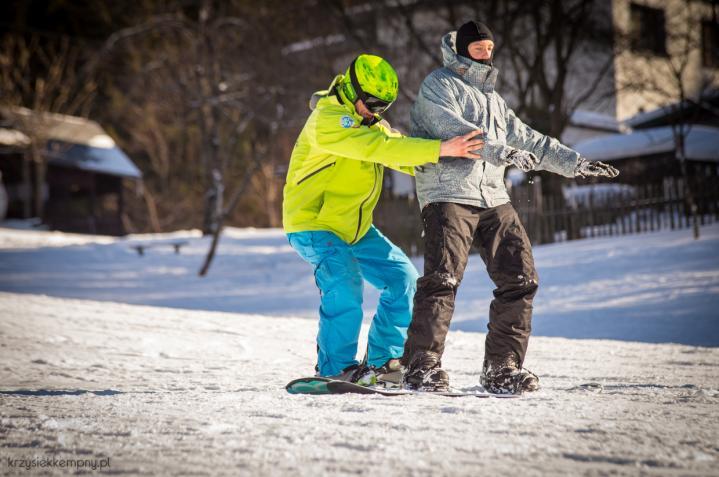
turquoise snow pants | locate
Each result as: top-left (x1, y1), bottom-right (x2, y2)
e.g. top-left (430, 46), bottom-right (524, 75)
top-left (287, 225), bottom-right (419, 376)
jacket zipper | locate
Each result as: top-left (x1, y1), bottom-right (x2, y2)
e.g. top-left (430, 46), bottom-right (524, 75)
top-left (296, 162), bottom-right (336, 185)
top-left (478, 93), bottom-right (491, 204)
top-left (351, 163), bottom-right (379, 244)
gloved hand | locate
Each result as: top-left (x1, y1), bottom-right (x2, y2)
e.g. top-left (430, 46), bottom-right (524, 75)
top-left (574, 157), bottom-right (619, 178)
top-left (504, 148), bottom-right (540, 172)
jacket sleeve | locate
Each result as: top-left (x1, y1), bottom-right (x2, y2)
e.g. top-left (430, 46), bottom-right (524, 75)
top-left (503, 105), bottom-right (580, 178)
top-left (414, 74), bottom-right (514, 167)
top-left (374, 120), bottom-right (420, 176)
top-left (307, 106), bottom-right (441, 169)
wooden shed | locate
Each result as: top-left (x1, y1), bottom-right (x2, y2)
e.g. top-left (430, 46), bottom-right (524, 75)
top-left (0, 107), bottom-right (142, 235)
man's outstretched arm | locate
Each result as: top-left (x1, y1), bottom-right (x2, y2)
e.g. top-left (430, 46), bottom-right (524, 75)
top-left (503, 106), bottom-right (617, 178)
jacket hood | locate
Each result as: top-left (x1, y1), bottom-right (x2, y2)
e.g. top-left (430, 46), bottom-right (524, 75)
top-left (441, 32), bottom-right (498, 94)
top-left (310, 75), bottom-right (346, 111)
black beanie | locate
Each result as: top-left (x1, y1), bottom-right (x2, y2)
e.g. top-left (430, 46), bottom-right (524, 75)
top-left (456, 21), bottom-right (494, 63)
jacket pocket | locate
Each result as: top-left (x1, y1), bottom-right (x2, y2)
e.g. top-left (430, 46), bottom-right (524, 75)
top-left (296, 162), bottom-right (336, 185)
top-left (437, 158), bottom-right (481, 193)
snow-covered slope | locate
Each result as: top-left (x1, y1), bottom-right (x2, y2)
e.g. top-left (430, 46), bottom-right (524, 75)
top-left (0, 223), bottom-right (718, 475)
top-left (1, 292), bottom-right (717, 476)
top-left (1, 222), bottom-right (718, 345)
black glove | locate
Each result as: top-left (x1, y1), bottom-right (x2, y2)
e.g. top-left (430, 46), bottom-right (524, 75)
top-left (574, 157), bottom-right (619, 178)
top-left (504, 149), bottom-right (540, 172)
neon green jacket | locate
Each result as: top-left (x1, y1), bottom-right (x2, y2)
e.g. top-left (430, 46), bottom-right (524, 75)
top-left (282, 76), bottom-right (442, 244)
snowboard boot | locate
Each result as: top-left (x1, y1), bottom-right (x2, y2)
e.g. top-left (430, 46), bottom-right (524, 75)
top-left (322, 358), bottom-right (403, 388)
top-left (402, 351), bottom-right (450, 392)
top-left (350, 358), bottom-right (404, 388)
top-left (320, 349), bottom-right (374, 384)
top-left (353, 366), bottom-right (378, 387)
top-left (373, 358), bottom-right (403, 388)
top-left (480, 355), bottom-right (539, 395)
top-left (326, 364), bottom-right (369, 383)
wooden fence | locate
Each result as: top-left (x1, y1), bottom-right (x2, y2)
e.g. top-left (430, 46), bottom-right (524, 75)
top-left (373, 177), bottom-right (719, 255)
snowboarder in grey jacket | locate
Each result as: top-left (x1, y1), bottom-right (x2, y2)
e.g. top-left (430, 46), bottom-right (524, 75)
top-left (401, 21), bottom-right (619, 394)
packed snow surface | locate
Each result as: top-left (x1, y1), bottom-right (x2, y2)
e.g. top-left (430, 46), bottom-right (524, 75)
top-left (1, 293), bottom-right (718, 476)
top-left (0, 223), bottom-right (718, 475)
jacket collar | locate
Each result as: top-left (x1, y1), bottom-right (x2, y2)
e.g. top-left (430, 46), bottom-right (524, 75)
top-left (310, 78), bottom-right (371, 125)
top-left (441, 32), bottom-right (498, 94)
top-left (310, 75), bottom-right (346, 111)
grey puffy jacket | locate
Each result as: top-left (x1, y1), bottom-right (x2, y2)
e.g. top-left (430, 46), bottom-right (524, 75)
top-left (411, 32), bottom-right (580, 210)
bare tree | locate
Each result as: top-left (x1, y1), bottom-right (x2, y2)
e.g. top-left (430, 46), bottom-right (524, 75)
top-left (323, 1), bottom-right (615, 135)
top-left (493, 0), bottom-right (616, 136)
top-left (95, 0), bottom-right (302, 274)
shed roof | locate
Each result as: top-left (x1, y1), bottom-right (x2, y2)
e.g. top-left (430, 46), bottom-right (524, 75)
top-left (0, 106), bottom-right (141, 179)
top-left (46, 140), bottom-right (142, 179)
top-left (573, 125), bottom-right (719, 162)
top-left (569, 109), bottom-right (623, 132)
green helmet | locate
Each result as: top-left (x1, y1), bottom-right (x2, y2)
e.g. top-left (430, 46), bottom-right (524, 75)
top-left (339, 54), bottom-right (399, 114)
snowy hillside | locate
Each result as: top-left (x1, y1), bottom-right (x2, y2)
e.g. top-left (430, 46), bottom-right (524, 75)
top-left (0, 223), bottom-right (718, 475)
top-left (1, 222), bottom-right (718, 345)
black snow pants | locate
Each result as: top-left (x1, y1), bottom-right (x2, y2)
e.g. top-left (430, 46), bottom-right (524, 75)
top-left (402, 202), bottom-right (539, 367)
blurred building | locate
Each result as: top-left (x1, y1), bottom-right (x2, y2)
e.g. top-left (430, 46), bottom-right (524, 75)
top-left (561, 0), bottom-right (718, 141)
top-left (573, 0), bottom-right (719, 178)
top-left (574, 94), bottom-right (719, 183)
top-left (0, 107), bottom-right (142, 235)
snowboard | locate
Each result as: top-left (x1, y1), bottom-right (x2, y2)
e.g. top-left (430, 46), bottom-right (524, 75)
top-left (286, 377), bottom-right (413, 396)
top-left (285, 377), bottom-right (520, 398)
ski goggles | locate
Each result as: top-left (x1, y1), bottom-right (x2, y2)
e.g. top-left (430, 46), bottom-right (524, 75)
top-left (363, 95), bottom-right (393, 114)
